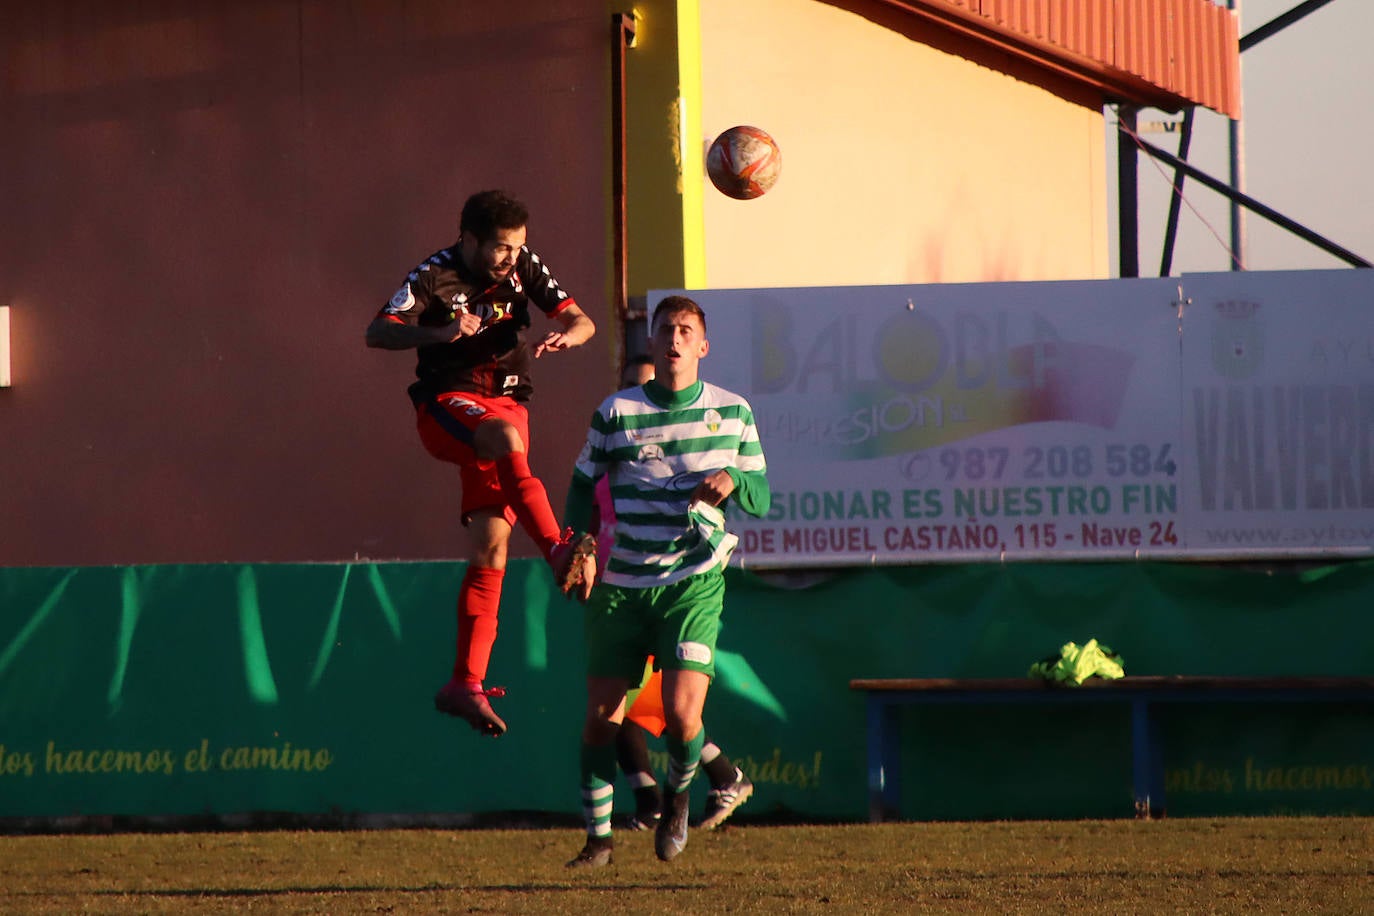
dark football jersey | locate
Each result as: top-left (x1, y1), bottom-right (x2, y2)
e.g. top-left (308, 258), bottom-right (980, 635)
top-left (379, 244), bottom-right (575, 403)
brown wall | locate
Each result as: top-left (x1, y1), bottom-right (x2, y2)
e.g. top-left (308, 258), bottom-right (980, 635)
top-left (0, 1), bottom-right (617, 566)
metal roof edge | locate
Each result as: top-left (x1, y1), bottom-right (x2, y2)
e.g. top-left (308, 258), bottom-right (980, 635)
top-left (873, 0), bottom-right (1241, 118)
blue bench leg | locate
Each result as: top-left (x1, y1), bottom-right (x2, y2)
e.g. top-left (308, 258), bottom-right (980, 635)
top-left (1130, 698), bottom-right (1166, 818)
top-left (866, 697), bottom-right (901, 822)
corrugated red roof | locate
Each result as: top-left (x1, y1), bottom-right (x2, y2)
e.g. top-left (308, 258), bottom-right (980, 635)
top-left (879, 0), bottom-right (1240, 117)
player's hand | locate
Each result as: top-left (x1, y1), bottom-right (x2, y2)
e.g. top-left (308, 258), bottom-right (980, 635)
top-left (553, 533), bottom-right (598, 602)
top-left (573, 558), bottom-right (596, 602)
top-left (533, 330), bottom-right (571, 358)
top-left (446, 311), bottom-right (481, 341)
top-left (690, 469), bottom-right (735, 507)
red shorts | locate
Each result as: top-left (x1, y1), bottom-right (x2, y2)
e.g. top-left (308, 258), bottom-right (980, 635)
top-left (415, 391), bottom-right (531, 525)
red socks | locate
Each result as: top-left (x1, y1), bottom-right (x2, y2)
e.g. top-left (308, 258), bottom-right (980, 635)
top-left (454, 565), bottom-right (505, 684)
top-left (495, 451), bottom-right (563, 560)
top-left (452, 453), bottom-right (561, 682)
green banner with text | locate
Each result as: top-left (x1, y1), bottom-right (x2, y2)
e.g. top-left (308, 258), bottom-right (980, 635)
top-left (1, 559), bottom-right (1371, 825)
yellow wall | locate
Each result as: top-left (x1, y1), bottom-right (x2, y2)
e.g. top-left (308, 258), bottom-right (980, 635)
top-left (619, 0), bottom-right (706, 298)
top-left (694, 0), bottom-right (1109, 288)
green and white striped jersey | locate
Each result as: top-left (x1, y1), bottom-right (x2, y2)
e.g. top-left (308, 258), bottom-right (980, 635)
top-left (573, 379), bottom-right (768, 587)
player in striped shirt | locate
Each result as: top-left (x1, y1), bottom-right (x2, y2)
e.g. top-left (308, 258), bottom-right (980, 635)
top-left (561, 295), bottom-right (770, 867)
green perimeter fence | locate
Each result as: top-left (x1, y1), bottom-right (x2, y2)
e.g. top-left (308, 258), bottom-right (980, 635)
top-left (1, 559), bottom-right (1372, 826)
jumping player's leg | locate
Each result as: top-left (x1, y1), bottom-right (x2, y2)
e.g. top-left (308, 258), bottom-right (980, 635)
top-left (434, 510), bottom-right (512, 736)
top-left (413, 392), bottom-right (560, 558)
top-left (456, 512), bottom-right (510, 683)
top-left (471, 418), bottom-right (563, 560)
top-left (472, 417), bottom-right (597, 595)
top-left (417, 393), bottom-right (583, 734)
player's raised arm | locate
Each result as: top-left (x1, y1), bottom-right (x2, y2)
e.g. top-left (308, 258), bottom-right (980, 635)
top-left (533, 302), bottom-right (595, 358)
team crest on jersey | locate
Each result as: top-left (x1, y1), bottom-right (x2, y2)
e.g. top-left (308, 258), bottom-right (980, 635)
top-left (638, 444), bottom-right (665, 461)
top-left (388, 286), bottom-right (416, 313)
top-left (704, 408), bottom-right (723, 433)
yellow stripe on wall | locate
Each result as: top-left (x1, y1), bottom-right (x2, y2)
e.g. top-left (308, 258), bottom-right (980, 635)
top-left (675, 0), bottom-right (705, 288)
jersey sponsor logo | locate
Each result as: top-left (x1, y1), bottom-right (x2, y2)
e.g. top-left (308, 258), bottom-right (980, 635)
top-left (704, 408), bottom-right (723, 433)
top-left (676, 641), bottom-right (712, 665)
top-left (638, 444), bottom-right (665, 461)
top-left (388, 286), bottom-right (416, 313)
top-left (463, 300), bottom-right (515, 324)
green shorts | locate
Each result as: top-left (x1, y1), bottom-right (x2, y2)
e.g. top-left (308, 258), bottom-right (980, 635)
top-left (583, 569), bottom-right (725, 682)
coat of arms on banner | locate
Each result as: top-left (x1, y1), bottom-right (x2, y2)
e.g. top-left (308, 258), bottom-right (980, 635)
top-left (1210, 300), bottom-right (1263, 379)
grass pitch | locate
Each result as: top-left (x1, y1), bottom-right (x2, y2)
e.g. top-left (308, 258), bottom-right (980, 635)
top-left (1, 817), bottom-right (1370, 914)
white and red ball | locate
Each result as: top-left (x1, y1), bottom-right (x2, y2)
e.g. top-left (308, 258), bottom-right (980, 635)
top-left (706, 126), bottom-right (781, 200)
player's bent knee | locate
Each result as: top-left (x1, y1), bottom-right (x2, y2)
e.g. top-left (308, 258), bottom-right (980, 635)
top-left (473, 418), bottom-right (524, 460)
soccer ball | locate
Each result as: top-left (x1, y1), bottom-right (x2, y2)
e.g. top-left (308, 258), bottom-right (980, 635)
top-left (706, 126), bottom-right (781, 200)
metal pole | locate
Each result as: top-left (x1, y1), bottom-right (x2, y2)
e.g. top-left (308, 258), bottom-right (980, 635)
top-left (1240, 0), bottom-right (1336, 51)
top-left (1228, 0), bottom-right (1246, 270)
top-left (611, 13), bottom-right (636, 324)
top-left (1160, 108), bottom-right (1195, 277)
top-left (1132, 136), bottom-right (1372, 268)
top-left (1117, 105), bottom-right (1139, 278)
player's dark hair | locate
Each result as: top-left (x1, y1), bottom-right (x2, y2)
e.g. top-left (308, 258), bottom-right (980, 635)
top-left (651, 295), bottom-right (707, 333)
top-left (460, 190), bottom-right (529, 243)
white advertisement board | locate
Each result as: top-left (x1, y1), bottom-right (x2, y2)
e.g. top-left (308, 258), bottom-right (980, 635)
top-left (1179, 269), bottom-right (1374, 558)
top-left (653, 269), bottom-right (1374, 567)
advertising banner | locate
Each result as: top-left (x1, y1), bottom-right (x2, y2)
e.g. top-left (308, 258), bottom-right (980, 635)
top-left (1179, 269), bottom-right (1374, 557)
top-left (656, 269), bottom-right (1374, 566)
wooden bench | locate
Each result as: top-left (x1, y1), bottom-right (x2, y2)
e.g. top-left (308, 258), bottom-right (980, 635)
top-left (849, 676), bottom-right (1374, 821)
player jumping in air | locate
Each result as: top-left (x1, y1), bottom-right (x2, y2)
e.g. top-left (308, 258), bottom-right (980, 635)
top-left (366, 190), bottom-right (598, 738)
